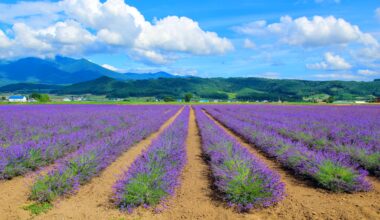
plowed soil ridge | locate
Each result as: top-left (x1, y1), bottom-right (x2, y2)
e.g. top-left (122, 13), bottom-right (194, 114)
top-left (129, 107), bottom-right (250, 219)
top-left (0, 150), bottom-right (82, 219)
top-left (0, 108), bottom-right (182, 220)
top-left (34, 108), bottom-right (184, 220)
top-left (203, 109), bottom-right (380, 220)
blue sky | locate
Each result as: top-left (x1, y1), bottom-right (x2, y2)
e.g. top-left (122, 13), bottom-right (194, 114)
top-left (0, 0), bottom-right (379, 81)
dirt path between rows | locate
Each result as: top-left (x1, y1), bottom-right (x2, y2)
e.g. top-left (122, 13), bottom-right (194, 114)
top-left (0, 108), bottom-right (182, 220)
top-left (36, 107), bottom-right (252, 220)
top-left (0, 154), bottom-right (72, 219)
top-left (33, 108), bottom-right (184, 220)
top-left (127, 107), bottom-right (252, 219)
top-left (203, 109), bottom-right (380, 220)
top-left (0, 173), bottom-right (37, 219)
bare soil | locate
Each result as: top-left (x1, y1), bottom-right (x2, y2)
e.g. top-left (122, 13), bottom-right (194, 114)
top-left (126, 107), bottom-right (251, 220)
top-left (203, 109), bottom-right (380, 220)
top-left (0, 157), bottom-right (64, 219)
top-left (33, 108), bottom-right (184, 220)
top-left (0, 106), bottom-right (379, 220)
top-left (0, 173), bottom-right (35, 219)
top-left (0, 108), bottom-right (182, 220)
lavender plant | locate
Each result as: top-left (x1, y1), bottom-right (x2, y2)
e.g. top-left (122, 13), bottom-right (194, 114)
top-left (203, 106), bottom-right (371, 192)
top-left (28, 105), bottom-right (181, 203)
top-left (208, 105), bottom-right (380, 177)
top-left (0, 105), bottom-right (177, 179)
top-left (113, 107), bottom-right (189, 212)
top-left (194, 107), bottom-right (285, 212)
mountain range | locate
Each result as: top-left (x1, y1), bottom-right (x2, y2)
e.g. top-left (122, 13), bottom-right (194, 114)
top-left (0, 56), bottom-right (180, 86)
top-left (0, 56), bottom-right (379, 102)
top-left (51, 76), bottom-right (379, 101)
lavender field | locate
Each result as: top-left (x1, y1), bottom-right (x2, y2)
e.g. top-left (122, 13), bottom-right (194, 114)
top-left (0, 104), bottom-right (379, 219)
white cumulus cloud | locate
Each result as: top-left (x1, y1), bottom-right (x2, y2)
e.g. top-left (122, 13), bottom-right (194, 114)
top-left (12, 23), bottom-right (53, 53)
top-left (236, 15), bottom-right (378, 47)
top-left (136, 16), bottom-right (232, 56)
top-left (0, 0), bottom-right (233, 64)
top-left (62, 0), bottom-right (144, 46)
top-left (45, 20), bottom-right (96, 45)
top-left (307, 52), bottom-right (352, 70)
top-left (0, 1), bottom-right (62, 27)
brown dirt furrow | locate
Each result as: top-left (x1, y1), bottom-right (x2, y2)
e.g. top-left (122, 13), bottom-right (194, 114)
top-left (0, 174), bottom-right (36, 220)
top-left (0, 156), bottom-right (73, 220)
top-left (32, 107), bottom-right (184, 220)
top-left (128, 106), bottom-right (252, 220)
top-left (203, 109), bottom-right (380, 220)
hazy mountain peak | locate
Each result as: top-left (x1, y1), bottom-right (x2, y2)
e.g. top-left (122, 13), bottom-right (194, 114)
top-left (0, 56), bottom-right (180, 85)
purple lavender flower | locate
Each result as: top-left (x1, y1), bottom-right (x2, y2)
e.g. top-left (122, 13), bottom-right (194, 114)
top-left (202, 105), bottom-right (372, 192)
top-left (194, 107), bottom-right (285, 212)
top-left (28, 105), bottom-right (181, 203)
top-left (114, 107), bottom-right (189, 212)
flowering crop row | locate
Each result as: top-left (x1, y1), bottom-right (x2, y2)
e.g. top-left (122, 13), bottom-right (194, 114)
top-left (194, 107), bottom-right (285, 211)
top-left (203, 106), bottom-right (371, 192)
top-left (0, 105), bottom-right (83, 147)
top-left (210, 105), bottom-right (380, 176)
top-left (0, 105), bottom-right (172, 179)
top-left (29, 105), bottom-right (180, 203)
top-left (113, 107), bottom-right (189, 212)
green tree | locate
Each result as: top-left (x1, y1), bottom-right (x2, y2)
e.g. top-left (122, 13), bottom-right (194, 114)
top-left (30, 93), bottom-right (51, 102)
top-left (30, 93), bottom-right (42, 100)
top-left (184, 93), bottom-right (193, 102)
top-left (39, 94), bottom-right (51, 102)
top-left (326, 96), bottom-right (335, 103)
top-left (1, 96), bottom-right (5, 101)
top-left (163, 96), bottom-right (175, 102)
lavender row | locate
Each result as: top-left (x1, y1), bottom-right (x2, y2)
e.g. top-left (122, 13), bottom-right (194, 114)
top-left (0, 105), bottom-right (122, 147)
top-left (0, 105), bottom-right (157, 179)
top-left (194, 107), bottom-right (285, 211)
top-left (29, 106), bottom-right (181, 203)
top-left (203, 106), bottom-right (371, 193)
top-left (212, 105), bottom-right (380, 176)
top-left (212, 105), bottom-right (380, 152)
top-left (113, 107), bottom-right (189, 212)
top-left (221, 105), bottom-right (380, 151)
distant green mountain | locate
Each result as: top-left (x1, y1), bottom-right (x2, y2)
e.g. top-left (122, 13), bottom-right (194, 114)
top-left (52, 76), bottom-right (380, 101)
top-left (53, 56), bottom-right (125, 80)
top-left (0, 56), bottom-right (182, 85)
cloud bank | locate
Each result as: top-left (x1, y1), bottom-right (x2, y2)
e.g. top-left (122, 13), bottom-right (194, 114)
top-left (307, 52), bottom-right (352, 70)
top-left (235, 14), bottom-right (379, 80)
top-left (0, 0), bottom-right (233, 64)
top-left (236, 15), bottom-right (378, 47)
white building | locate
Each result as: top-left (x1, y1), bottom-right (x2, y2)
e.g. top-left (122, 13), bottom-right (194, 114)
top-left (354, 101), bottom-right (367, 104)
top-left (73, 96), bottom-right (85, 101)
top-left (8, 95), bottom-right (27, 102)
